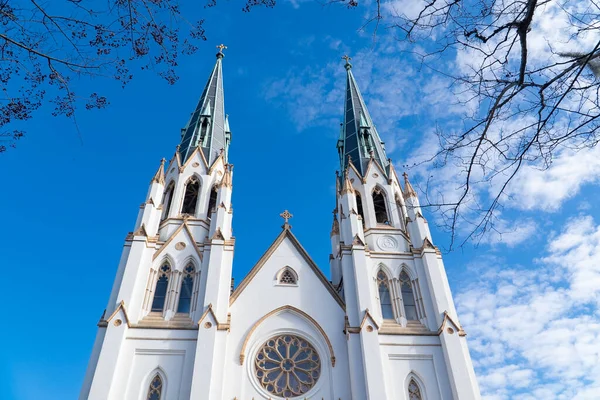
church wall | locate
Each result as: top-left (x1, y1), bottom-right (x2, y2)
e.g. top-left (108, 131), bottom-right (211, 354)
top-left (224, 237), bottom-right (352, 400)
top-left (111, 329), bottom-right (197, 400)
top-left (379, 336), bottom-right (453, 400)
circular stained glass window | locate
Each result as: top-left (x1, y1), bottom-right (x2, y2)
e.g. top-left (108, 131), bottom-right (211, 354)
top-left (254, 334), bottom-right (321, 398)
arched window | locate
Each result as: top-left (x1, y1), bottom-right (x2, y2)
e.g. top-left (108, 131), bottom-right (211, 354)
top-left (400, 270), bottom-right (418, 320)
top-left (147, 373), bottom-right (163, 400)
top-left (355, 192), bottom-right (365, 224)
top-left (278, 268), bottom-right (297, 285)
top-left (373, 187), bottom-right (390, 225)
top-left (181, 177), bottom-right (200, 215)
top-left (377, 271), bottom-right (394, 319)
top-left (177, 264), bottom-right (195, 313)
top-left (161, 183), bottom-right (174, 221)
top-left (408, 378), bottom-right (423, 400)
top-left (151, 264), bottom-right (171, 312)
top-left (207, 186), bottom-right (218, 219)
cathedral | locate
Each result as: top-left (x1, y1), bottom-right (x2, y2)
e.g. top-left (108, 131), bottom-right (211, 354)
top-left (80, 48), bottom-right (481, 400)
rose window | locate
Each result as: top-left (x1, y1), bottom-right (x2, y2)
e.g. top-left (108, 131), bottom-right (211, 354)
top-left (254, 334), bottom-right (321, 398)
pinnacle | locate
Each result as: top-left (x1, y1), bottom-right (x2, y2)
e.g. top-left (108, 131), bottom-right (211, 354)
top-left (403, 172), bottom-right (417, 198)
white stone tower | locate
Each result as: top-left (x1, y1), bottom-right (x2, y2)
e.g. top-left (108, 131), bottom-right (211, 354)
top-left (80, 46), bottom-right (234, 400)
top-left (80, 51), bottom-right (481, 400)
top-left (329, 56), bottom-right (481, 399)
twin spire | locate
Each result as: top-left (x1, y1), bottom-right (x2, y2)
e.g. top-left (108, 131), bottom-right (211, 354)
top-left (178, 50), bottom-right (389, 177)
top-left (179, 45), bottom-right (231, 165)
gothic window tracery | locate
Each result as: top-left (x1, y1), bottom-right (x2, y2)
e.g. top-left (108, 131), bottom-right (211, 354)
top-left (255, 334), bottom-right (321, 398)
top-left (161, 183), bottom-right (174, 221)
top-left (147, 373), bottom-right (163, 400)
top-left (181, 178), bottom-right (200, 215)
top-left (278, 268), bottom-right (298, 285)
top-left (377, 271), bottom-right (394, 319)
top-left (177, 264), bottom-right (196, 313)
top-left (400, 270), bottom-right (418, 321)
top-left (207, 186), bottom-right (218, 219)
top-left (373, 187), bottom-right (390, 225)
top-left (151, 264), bottom-right (171, 312)
top-left (408, 378), bottom-right (423, 400)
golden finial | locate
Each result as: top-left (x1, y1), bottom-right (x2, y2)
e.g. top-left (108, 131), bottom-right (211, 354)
top-left (216, 44), bottom-right (227, 53)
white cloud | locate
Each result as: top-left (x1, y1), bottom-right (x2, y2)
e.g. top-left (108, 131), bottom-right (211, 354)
top-left (456, 215), bottom-right (600, 399)
top-left (505, 146), bottom-right (600, 211)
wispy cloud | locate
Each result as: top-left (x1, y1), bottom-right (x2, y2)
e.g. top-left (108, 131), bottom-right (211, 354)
top-left (456, 215), bottom-right (600, 399)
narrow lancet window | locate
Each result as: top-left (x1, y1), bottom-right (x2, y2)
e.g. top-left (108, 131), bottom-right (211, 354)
top-left (181, 178), bottom-right (200, 215)
top-left (199, 118), bottom-right (209, 146)
top-left (355, 193), bottom-right (365, 224)
top-left (177, 264), bottom-right (195, 313)
top-left (377, 271), bottom-right (394, 319)
top-left (373, 188), bottom-right (389, 225)
top-left (147, 374), bottom-right (163, 400)
top-left (151, 265), bottom-right (171, 312)
top-left (400, 271), bottom-right (418, 320)
top-left (161, 183), bottom-right (174, 221)
top-left (408, 378), bottom-right (423, 400)
top-left (207, 186), bottom-right (218, 219)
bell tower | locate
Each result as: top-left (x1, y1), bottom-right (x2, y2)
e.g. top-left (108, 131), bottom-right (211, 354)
top-left (329, 56), bottom-right (481, 399)
top-left (80, 46), bottom-right (235, 400)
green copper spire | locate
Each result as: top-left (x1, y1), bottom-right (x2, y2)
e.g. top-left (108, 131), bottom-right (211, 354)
top-left (179, 45), bottom-right (230, 165)
top-left (337, 56), bottom-right (389, 175)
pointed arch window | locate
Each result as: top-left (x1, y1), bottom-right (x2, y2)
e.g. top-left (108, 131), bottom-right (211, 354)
top-left (207, 186), bottom-right (218, 219)
top-left (151, 264), bottom-right (171, 312)
top-left (147, 373), bottom-right (163, 400)
top-left (278, 267), bottom-right (298, 285)
top-left (161, 183), bottom-right (175, 221)
top-left (181, 177), bottom-right (200, 215)
top-left (373, 187), bottom-right (390, 225)
top-left (355, 192), bottom-right (365, 225)
top-left (400, 270), bottom-right (418, 321)
top-left (377, 271), bottom-right (394, 319)
top-left (177, 264), bottom-right (196, 314)
top-left (408, 378), bottom-right (423, 400)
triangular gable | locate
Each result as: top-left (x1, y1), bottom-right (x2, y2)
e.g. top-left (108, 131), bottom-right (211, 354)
top-left (230, 227), bottom-right (345, 309)
top-left (102, 300), bottom-right (131, 328)
top-left (438, 311), bottom-right (467, 337)
top-left (180, 146), bottom-right (209, 172)
top-left (359, 308), bottom-right (380, 331)
top-left (152, 221), bottom-right (203, 261)
top-left (363, 157), bottom-right (388, 182)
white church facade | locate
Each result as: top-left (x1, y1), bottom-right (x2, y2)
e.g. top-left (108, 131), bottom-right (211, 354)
top-left (80, 49), bottom-right (481, 400)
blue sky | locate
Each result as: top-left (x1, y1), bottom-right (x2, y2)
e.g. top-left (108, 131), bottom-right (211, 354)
top-left (2, 0), bottom-right (600, 399)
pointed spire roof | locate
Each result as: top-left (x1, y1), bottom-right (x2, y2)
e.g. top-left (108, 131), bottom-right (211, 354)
top-left (179, 47), bottom-right (229, 166)
top-left (339, 56), bottom-right (389, 177)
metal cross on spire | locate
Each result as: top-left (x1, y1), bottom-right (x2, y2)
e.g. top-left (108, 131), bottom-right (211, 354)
top-left (342, 55), bottom-right (352, 63)
top-left (217, 44), bottom-right (227, 53)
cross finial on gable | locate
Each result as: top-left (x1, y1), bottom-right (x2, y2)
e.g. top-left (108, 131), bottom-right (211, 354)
top-left (280, 209), bottom-right (293, 229)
